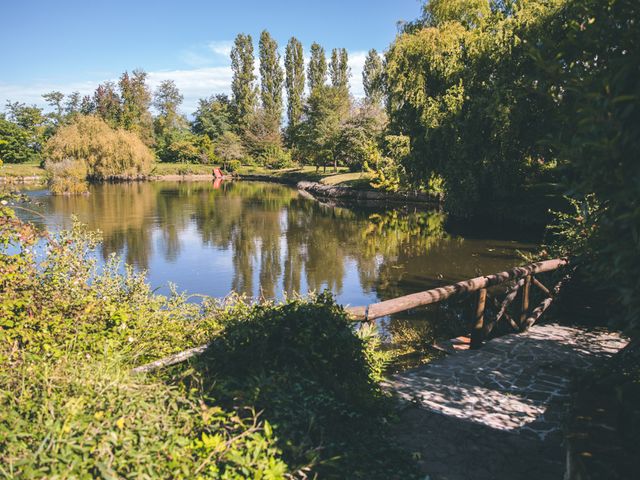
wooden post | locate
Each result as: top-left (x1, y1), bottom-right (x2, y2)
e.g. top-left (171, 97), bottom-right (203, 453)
top-left (520, 275), bottom-right (531, 327)
top-left (470, 288), bottom-right (487, 349)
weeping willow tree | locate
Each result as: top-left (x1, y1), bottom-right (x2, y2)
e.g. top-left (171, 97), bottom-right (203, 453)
top-left (44, 115), bottom-right (155, 193)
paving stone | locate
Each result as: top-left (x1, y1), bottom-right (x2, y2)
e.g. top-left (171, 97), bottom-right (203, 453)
top-left (388, 323), bottom-right (628, 480)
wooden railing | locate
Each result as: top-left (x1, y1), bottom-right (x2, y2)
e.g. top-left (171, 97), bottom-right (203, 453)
top-left (132, 258), bottom-right (568, 373)
top-left (345, 258), bottom-right (568, 349)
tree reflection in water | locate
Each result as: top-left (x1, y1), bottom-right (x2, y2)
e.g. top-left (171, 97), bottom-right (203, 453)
top-left (22, 180), bottom-right (534, 352)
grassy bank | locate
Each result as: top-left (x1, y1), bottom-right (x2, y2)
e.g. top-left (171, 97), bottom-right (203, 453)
top-left (0, 160), bottom-right (45, 178)
top-left (0, 161), bottom-right (374, 188)
top-left (0, 208), bottom-right (418, 479)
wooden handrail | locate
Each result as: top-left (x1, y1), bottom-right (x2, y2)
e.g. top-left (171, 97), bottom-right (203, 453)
top-left (133, 258), bottom-right (567, 373)
top-left (345, 258), bottom-right (567, 322)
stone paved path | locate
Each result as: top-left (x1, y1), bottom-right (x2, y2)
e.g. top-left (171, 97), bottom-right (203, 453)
top-left (388, 324), bottom-right (628, 480)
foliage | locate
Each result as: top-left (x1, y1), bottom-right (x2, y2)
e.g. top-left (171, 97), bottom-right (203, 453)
top-left (190, 292), bottom-right (418, 478)
top-left (335, 103), bottom-right (386, 172)
top-left (161, 132), bottom-right (215, 164)
top-left (0, 211), bottom-right (418, 478)
top-left (93, 81), bottom-right (121, 127)
top-left (0, 118), bottom-right (39, 164)
top-left (259, 30), bottom-right (284, 132)
top-left (230, 33), bottom-right (257, 130)
top-left (329, 48), bottom-right (349, 90)
top-left (307, 42), bottom-right (327, 92)
top-left (296, 85), bottom-right (350, 170)
top-left (362, 49), bottom-right (384, 106)
top-left (192, 94), bottom-right (232, 142)
top-left (215, 131), bottom-right (246, 169)
top-left (44, 115), bottom-right (154, 183)
top-left (242, 109), bottom-right (283, 160)
top-left (284, 37), bottom-right (305, 132)
top-left (258, 144), bottom-right (294, 170)
top-left (118, 69), bottom-right (154, 146)
top-left (385, 0), bottom-right (565, 211)
top-left (541, 0), bottom-right (640, 335)
top-left (45, 158), bottom-right (89, 195)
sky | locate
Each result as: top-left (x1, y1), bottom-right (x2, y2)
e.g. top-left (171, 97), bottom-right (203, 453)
top-left (0, 0), bottom-right (424, 114)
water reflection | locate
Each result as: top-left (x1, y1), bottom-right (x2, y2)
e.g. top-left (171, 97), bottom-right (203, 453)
top-left (21, 180), bottom-right (534, 311)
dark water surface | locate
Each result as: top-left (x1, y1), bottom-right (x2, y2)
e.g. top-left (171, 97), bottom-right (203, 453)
top-left (19, 180), bottom-right (536, 344)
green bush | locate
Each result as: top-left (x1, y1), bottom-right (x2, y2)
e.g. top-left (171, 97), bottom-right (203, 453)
top-left (0, 209), bottom-right (418, 478)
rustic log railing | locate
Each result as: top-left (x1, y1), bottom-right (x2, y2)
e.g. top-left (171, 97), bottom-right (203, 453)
top-left (345, 258), bottom-right (568, 349)
top-left (132, 258), bottom-right (567, 373)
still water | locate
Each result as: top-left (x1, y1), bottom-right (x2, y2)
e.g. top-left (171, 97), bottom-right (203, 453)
top-left (20, 180), bottom-right (535, 313)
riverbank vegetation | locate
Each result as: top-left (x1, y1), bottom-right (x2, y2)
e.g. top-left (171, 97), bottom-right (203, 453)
top-left (0, 202), bottom-right (419, 478)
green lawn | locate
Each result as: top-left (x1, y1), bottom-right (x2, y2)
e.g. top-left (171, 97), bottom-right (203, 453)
top-left (1, 162), bottom-right (373, 191)
top-left (0, 161), bottom-right (45, 178)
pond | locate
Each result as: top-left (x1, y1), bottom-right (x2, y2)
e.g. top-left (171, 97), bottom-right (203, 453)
top-left (18, 180), bottom-right (537, 352)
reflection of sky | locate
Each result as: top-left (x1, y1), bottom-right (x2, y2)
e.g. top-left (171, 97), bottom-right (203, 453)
top-left (16, 182), bottom-right (536, 310)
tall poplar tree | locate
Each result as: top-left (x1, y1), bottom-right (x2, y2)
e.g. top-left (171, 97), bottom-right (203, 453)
top-left (329, 48), bottom-right (350, 91)
top-left (230, 33), bottom-right (257, 130)
top-left (362, 49), bottom-right (384, 105)
top-left (307, 42), bottom-right (327, 92)
top-left (285, 37), bottom-right (305, 129)
top-left (258, 30), bottom-right (284, 131)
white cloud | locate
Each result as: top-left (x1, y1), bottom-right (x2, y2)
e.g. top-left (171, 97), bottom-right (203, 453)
top-left (1, 48), bottom-right (369, 118)
top-left (208, 40), bottom-right (233, 58)
top-left (147, 67), bottom-right (233, 113)
top-left (347, 50), bottom-right (368, 99)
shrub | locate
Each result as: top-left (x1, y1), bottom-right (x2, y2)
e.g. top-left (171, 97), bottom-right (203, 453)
top-left (0, 211), bottom-right (419, 478)
top-left (0, 356), bottom-right (287, 479)
top-left (44, 158), bottom-right (88, 195)
top-left (44, 115), bottom-right (154, 182)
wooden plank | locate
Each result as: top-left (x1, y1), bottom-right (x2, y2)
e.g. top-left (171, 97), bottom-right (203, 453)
top-left (346, 259), bottom-right (567, 321)
top-left (470, 288), bottom-right (487, 349)
top-left (520, 275), bottom-right (532, 326)
top-left (532, 276), bottom-right (552, 298)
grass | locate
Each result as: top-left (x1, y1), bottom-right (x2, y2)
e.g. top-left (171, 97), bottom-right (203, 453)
top-left (1, 161), bottom-right (375, 192)
top-left (0, 161), bottom-right (45, 178)
top-left (150, 162), bottom-right (217, 176)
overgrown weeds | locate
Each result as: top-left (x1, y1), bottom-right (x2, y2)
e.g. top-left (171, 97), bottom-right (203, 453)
top-left (0, 202), bottom-right (419, 478)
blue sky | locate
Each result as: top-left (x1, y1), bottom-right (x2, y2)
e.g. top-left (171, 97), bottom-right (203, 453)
top-left (1, 0), bottom-right (423, 114)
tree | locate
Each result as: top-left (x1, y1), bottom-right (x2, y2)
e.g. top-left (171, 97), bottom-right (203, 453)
top-left (65, 91), bottom-right (82, 119)
top-left (285, 37), bottom-right (305, 131)
top-left (230, 33), bottom-right (257, 129)
top-left (192, 94), bottom-right (231, 142)
top-left (307, 42), bottom-right (327, 92)
top-left (42, 91), bottom-right (65, 124)
top-left (215, 131), bottom-right (246, 170)
top-left (153, 80), bottom-right (185, 135)
top-left (297, 85), bottom-right (350, 172)
top-left (329, 48), bottom-right (350, 91)
top-left (336, 102), bottom-right (387, 171)
top-left (362, 49), bottom-right (384, 105)
top-left (119, 69), bottom-right (154, 145)
top-left (258, 30), bottom-right (284, 133)
top-left (0, 117), bottom-right (39, 163)
top-left (44, 115), bottom-right (154, 182)
top-left (79, 95), bottom-right (95, 115)
top-left (93, 81), bottom-right (121, 127)
top-left (4, 101), bottom-right (47, 153)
